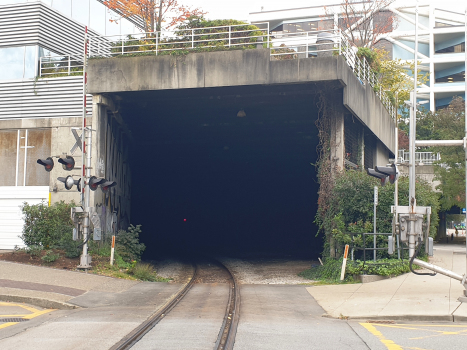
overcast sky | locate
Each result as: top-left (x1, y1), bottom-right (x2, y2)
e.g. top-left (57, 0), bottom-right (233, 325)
top-left (182, 0), bottom-right (467, 22)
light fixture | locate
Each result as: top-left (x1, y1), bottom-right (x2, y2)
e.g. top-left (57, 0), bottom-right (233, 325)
top-left (237, 109), bottom-right (246, 117)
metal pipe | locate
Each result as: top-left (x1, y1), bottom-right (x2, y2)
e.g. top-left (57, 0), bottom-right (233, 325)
top-left (23, 129), bottom-right (28, 187)
top-left (15, 130), bottom-right (20, 187)
top-left (464, 6), bottom-right (467, 280)
top-left (413, 258), bottom-right (464, 282)
top-left (415, 140), bottom-right (463, 147)
top-left (408, 0), bottom-right (419, 259)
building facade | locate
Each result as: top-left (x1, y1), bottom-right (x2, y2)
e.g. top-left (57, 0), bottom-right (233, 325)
top-left (0, 0), bottom-right (137, 248)
top-left (250, 1), bottom-right (466, 112)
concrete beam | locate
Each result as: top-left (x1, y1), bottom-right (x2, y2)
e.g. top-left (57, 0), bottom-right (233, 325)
top-left (88, 49), bottom-right (395, 153)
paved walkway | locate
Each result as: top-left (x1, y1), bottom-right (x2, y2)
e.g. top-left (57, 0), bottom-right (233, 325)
top-left (306, 243), bottom-right (467, 321)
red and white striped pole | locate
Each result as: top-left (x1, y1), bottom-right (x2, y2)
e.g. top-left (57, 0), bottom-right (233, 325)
top-left (110, 235), bottom-right (116, 266)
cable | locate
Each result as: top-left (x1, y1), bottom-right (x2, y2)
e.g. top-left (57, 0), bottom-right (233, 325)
top-left (409, 236), bottom-right (436, 276)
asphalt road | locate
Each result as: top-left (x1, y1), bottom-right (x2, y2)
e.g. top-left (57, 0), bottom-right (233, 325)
top-left (2, 284), bottom-right (467, 349)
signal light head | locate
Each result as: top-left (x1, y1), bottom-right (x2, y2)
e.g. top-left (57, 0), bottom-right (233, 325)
top-left (367, 168), bottom-right (389, 186)
top-left (375, 164), bottom-right (400, 184)
top-left (58, 176), bottom-right (81, 191)
top-left (58, 156), bottom-right (75, 171)
top-left (100, 180), bottom-right (117, 193)
top-left (37, 157), bottom-right (54, 172)
top-left (89, 176), bottom-right (105, 191)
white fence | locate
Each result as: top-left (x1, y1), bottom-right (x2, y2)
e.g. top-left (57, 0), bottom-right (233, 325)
top-left (0, 186), bottom-right (49, 250)
top-left (398, 150), bottom-right (441, 164)
top-left (39, 23), bottom-right (396, 119)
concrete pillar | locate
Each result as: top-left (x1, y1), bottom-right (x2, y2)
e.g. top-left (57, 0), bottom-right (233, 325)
top-left (374, 140), bottom-right (389, 167)
top-left (360, 130), bottom-right (365, 169)
top-left (330, 110), bottom-right (345, 175)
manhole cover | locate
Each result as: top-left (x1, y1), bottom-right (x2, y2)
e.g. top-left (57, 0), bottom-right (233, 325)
top-left (0, 318), bottom-right (29, 322)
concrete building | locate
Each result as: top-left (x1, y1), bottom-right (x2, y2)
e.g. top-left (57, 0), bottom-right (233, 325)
top-left (249, 0), bottom-right (466, 111)
top-left (0, 0), bottom-right (396, 253)
top-left (0, 0), bottom-right (138, 249)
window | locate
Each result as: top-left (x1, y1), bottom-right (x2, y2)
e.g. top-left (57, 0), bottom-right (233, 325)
top-left (436, 42), bottom-right (465, 54)
top-left (0, 46), bottom-right (36, 80)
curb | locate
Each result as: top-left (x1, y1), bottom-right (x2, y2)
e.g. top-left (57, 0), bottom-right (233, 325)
top-left (0, 294), bottom-right (80, 310)
top-left (322, 313), bottom-right (461, 322)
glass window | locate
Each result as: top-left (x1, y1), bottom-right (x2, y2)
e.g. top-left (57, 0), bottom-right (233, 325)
top-left (23, 45), bottom-right (36, 79)
top-left (52, 0), bottom-right (72, 17)
top-left (72, 0), bottom-right (89, 26)
top-left (89, 0), bottom-right (106, 34)
top-left (436, 42), bottom-right (465, 54)
top-left (0, 46), bottom-right (27, 80)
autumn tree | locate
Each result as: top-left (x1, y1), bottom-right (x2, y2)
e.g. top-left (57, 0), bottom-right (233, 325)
top-left (326, 0), bottom-right (396, 48)
top-left (103, 0), bottom-right (205, 33)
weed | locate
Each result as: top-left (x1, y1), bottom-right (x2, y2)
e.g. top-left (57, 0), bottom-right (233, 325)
top-left (41, 250), bottom-right (60, 263)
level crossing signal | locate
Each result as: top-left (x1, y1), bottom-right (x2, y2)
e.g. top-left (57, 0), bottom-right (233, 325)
top-left (37, 157), bottom-right (54, 172)
top-left (58, 156), bottom-right (75, 171)
top-left (58, 176), bottom-right (81, 191)
top-left (367, 164), bottom-right (399, 185)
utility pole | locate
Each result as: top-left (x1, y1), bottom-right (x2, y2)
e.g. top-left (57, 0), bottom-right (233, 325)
top-left (79, 26), bottom-right (91, 269)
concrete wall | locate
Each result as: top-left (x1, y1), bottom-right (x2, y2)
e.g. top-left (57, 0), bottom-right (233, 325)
top-left (399, 165), bottom-right (440, 192)
top-left (88, 49), bottom-right (395, 154)
top-left (0, 117), bottom-right (83, 205)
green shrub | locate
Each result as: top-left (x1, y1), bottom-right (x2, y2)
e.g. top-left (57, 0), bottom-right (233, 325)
top-left (26, 245), bottom-right (43, 258)
top-left (116, 225), bottom-right (145, 262)
top-left (21, 201), bottom-right (75, 249)
top-left (129, 262), bottom-right (158, 282)
top-left (299, 258), bottom-right (350, 283)
top-left (299, 257), bottom-right (417, 283)
top-left (41, 250), bottom-right (60, 263)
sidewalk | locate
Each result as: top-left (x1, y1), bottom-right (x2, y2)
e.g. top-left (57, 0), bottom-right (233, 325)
top-left (306, 243), bottom-right (467, 321)
top-left (0, 260), bottom-right (183, 310)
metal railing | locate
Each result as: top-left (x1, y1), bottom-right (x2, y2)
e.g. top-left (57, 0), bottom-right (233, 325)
top-left (88, 22), bottom-right (270, 57)
top-left (398, 150), bottom-right (441, 164)
top-left (40, 23), bottom-right (395, 119)
top-left (39, 55), bottom-right (84, 77)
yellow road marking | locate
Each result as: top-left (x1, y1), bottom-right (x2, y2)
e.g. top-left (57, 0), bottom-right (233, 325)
top-left (0, 302), bottom-right (55, 329)
top-left (360, 323), bottom-right (404, 350)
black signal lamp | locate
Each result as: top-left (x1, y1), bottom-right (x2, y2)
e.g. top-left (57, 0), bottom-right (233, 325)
top-left (100, 180), bottom-right (117, 193)
top-left (89, 176), bottom-right (106, 191)
top-left (58, 156), bottom-right (75, 171)
top-left (37, 157), bottom-right (54, 172)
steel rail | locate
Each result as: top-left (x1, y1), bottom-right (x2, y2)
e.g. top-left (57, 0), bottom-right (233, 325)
top-left (214, 259), bottom-right (240, 350)
top-left (109, 263), bottom-right (199, 350)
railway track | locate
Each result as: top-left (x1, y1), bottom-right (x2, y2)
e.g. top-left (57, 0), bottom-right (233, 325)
top-left (110, 259), bottom-right (240, 350)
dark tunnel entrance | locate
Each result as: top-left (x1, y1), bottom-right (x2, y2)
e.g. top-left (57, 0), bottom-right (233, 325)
top-left (118, 83), bottom-right (328, 259)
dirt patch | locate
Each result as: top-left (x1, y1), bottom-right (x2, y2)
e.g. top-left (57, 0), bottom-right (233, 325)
top-left (0, 250), bottom-right (80, 270)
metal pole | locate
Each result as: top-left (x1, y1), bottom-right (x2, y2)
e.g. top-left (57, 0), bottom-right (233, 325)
top-left (408, 0), bottom-right (419, 259)
top-left (79, 27), bottom-right (91, 269)
top-left (23, 129), bottom-right (28, 186)
top-left (374, 186), bottom-right (378, 261)
top-left (464, 6), bottom-right (467, 280)
top-left (15, 130), bottom-right (20, 186)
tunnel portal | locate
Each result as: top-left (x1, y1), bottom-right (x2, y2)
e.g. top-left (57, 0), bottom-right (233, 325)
top-left (117, 83), bottom-right (326, 258)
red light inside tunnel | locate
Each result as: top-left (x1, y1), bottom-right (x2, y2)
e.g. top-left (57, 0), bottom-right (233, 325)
top-left (183, 219), bottom-right (187, 222)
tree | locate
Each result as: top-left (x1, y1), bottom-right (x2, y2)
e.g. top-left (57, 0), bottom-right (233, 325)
top-left (103, 0), bottom-right (205, 33)
top-left (416, 97), bottom-right (466, 210)
top-left (326, 0), bottom-right (397, 48)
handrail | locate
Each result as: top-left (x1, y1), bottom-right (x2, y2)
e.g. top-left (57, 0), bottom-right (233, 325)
top-left (41, 23), bottom-right (396, 119)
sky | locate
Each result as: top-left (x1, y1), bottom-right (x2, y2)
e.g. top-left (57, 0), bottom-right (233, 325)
top-left (182, 0), bottom-right (467, 22)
